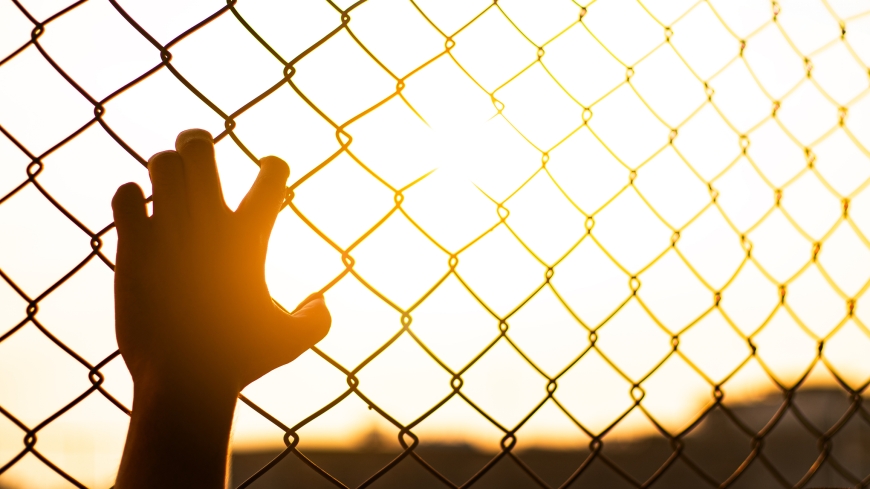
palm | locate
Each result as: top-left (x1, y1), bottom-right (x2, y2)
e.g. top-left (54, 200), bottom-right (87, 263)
top-left (112, 129), bottom-right (330, 391)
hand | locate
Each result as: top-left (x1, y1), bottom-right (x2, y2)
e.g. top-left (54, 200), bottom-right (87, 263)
top-left (112, 128), bottom-right (330, 392)
top-left (111, 129), bottom-right (330, 488)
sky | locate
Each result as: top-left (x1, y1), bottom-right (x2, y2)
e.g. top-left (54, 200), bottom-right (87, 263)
top-left (1, 0), bottom-right (870, 487)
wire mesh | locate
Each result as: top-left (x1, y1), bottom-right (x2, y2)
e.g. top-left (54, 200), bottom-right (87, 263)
top-left (1, 0), bottom-right (870, 487)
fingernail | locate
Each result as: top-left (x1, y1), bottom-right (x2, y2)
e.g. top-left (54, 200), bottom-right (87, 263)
top-left (147, 149), bottom-right (179, 165)
top-left (176, 128), bottom-right (213, 150)
top-left (297, 297), bottom-right (325, 315)
top-left (261, 155), bottom-right (290, 179)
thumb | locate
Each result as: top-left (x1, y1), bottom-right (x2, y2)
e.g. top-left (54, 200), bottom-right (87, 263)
top-left (274, 294), bottom-right (331, 360)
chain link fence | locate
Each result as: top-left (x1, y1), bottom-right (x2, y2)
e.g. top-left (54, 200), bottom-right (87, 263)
top-left (1, 0), bottom-right (870, 487)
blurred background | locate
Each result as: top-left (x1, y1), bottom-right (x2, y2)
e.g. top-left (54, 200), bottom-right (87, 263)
top-left (1, 0), bottom-right (870, 487)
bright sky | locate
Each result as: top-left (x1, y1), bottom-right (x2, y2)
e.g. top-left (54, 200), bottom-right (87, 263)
top-left (1, 0), bottom-right (870, 487)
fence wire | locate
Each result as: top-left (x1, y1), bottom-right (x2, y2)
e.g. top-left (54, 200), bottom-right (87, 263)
top-left (1, 0), bottom-right (870, 487)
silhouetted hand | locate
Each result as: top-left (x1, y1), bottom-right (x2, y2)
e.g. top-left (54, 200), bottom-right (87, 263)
top-left (112, 129), bottom-right (330, 488)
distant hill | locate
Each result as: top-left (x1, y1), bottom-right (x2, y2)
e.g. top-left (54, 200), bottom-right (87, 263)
top-left (231, 387), bottom-right (869, 488)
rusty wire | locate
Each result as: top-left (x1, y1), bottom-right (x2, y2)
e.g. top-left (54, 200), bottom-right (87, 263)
top-left (1, 0), bottom-right (870, 487)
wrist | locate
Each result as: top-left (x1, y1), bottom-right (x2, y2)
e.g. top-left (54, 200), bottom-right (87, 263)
top-left (132, 369), bottom-right (241, 408)
top-left (129, 371), bottom-right (239, 458)
top-left (117, 371), bottom-right (239, 488)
